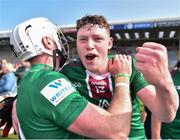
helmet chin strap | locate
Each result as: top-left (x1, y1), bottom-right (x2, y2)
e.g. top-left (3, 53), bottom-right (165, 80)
top-left (52, 49), bottom-right (67, 71)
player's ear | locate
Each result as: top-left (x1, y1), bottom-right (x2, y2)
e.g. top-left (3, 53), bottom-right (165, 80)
top-left (42, 36), bottom-right (55, 50)
top-left (108, 37), bottom-right (113, 50)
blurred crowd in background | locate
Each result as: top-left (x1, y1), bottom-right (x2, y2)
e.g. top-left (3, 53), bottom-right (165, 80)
top-left (0, 59), bottom-right (30, 137)
top-left (0, 59), bottom-right (30, 97)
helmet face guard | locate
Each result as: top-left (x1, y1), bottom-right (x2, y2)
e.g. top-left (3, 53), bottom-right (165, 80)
top-left (52, 27), bottom-right (69, 70)
top-left (10, 17), bottom-right (69, 69)
top-left (55, 27), bottom-right (69, 69)
top-left (52, 49), bottom-right (67, 71)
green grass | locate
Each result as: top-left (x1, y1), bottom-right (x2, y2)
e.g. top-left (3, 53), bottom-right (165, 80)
top-left (0, 129), bottom-right (18, 139)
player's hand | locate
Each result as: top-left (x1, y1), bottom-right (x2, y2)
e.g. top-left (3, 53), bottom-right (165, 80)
top-left (108, 54), bottom-right (132, 76)
top-left (135, 42), bottom-right (169, 85)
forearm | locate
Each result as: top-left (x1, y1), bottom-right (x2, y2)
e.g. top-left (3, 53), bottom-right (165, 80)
top-left (108, 76), bottom-right (132, 114)
top-left (12, 99), bottom-right (19, 134)
top-left (69, 103), bottom-right (131, 139)
top-left (107, 76), bottom-right (132, 137)
top-left (69, 77), bottom-right (132, 138)
top-left (135, 43), bottom-right (179, 122)
top-left (154, 71), bottom-right (179, 122)
top-left (151, 114), bottom-right (161, 139)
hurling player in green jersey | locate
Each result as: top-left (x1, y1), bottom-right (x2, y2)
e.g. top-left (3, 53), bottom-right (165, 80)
top-left (10, 17), bottom-right (132, 139)
top-left (151, 60), bottom-right (180, 139)
top-left (61, 15), bottom-right (179, 139)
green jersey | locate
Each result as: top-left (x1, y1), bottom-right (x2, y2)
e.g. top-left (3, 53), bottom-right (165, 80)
top-left (16, 64), bottom-right (88, 139)
top-left (61, 58), bottom-right (149, 140)
top-left (161, 70), bottom-right (180, 139)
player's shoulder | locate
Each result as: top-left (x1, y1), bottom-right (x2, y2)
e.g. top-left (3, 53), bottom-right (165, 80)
top-left (62, 59), bottom-right (85, 72)
top-left (38, 67), bottom-right (66, 83)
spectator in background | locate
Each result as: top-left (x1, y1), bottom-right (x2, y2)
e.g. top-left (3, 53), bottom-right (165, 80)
top-left (14, 61), bottom-right (30, 84)
top-left (151, 60), bottom-right (180, 139)
top-left (0, 60), bottom-right (17, 98)
top-left (0, 96), bottom-right (16, 137)
top-left (0, 59), bottom-right (17, 137)
top-left (0, 60), bottom-right (8, 79)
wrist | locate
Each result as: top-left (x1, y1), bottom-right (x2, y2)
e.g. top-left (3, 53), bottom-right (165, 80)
top-left (114, 73), bottom-right (130, 79)
top-left (115, 76), bottom-right (129, 84)
top-left (154, 71), bottom-right (173, 88)
top-left (115, 82), bottom-right (129, 88)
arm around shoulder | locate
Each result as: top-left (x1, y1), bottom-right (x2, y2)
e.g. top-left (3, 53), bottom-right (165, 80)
top-left (67, 63), bottom-right (132, 138)
top-left (67, 102), bottom-right (131, 139)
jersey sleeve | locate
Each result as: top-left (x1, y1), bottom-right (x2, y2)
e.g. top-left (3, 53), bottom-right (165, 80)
top-left (130, 58), bottom-right (149, 94)
top-left (53, 89), bottom-right (88, 128)
top-left (40, 71), bottom-right (88, 129)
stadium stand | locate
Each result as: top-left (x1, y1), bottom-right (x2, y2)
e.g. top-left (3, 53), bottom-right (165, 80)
top-left (0, 17), bottom-right (180, 66)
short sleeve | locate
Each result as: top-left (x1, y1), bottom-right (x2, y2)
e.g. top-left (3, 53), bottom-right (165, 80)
top-left (39, 72), bottom-right (88, 129)
top-left (130, 58), bottom-right (149, 94)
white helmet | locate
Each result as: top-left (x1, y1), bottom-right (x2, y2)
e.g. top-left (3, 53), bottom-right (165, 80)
top-left (10, 17), bottom-right (69, 62)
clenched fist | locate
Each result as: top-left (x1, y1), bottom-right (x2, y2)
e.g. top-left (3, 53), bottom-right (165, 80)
top-left (135, 42), bottom-right (169, 86)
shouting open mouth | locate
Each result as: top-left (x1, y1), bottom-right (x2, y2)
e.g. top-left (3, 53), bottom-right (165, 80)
top-left (85, 53), bottom-right (97, 62)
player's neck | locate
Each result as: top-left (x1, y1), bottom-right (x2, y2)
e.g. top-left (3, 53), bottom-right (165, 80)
top-left (30, 54), bottom-right (53, 67)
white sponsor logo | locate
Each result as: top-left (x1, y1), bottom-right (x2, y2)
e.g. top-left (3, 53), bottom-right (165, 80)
top-left (41, 78), bottom-right (75, 106)
top-left (91, 81), bottom-right (107, 86)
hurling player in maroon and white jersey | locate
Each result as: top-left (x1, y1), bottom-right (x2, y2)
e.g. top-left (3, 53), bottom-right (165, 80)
top-left (72, 15), bottom-right (179, 139)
